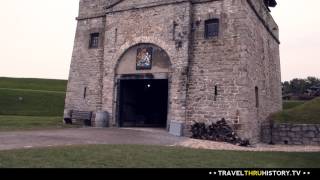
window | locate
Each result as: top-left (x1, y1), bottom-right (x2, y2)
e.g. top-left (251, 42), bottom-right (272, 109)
top-left (205, 19), bottom-right (219, 38)
top-left (83, 87), bottom-right (87, 99)
top-left (214, 85), bottom-right (218, 101)
top-left (255, 87), bottom-right (259, 108)
top-left (89, 33), bottom-right (100, 48)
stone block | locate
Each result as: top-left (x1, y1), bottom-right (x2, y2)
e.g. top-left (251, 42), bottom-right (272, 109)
top-left (279, 132), bottom-right (287, 137)
top-left (279, 124), bottom-right (287, 129)
top-left (302, 125), bottom-right (317, 131)
top-left (292, 141), bottom-right (303, 145)
top-left (291, 126), bottom-right (302, 132)
top-left (272, 135), bottom-right (280, 142)
top-left (288, 132), bottom-right (296, 138)
top-left (273, 124), bottom-right (280, 129)
top-left (302, 138), bottom-right (312, 145)
top-left (169, 121), bottom-right (184, 137)
top-left (280, 126), bottom-right (290, 131)
top-left (95, 111), bottom-right (109, 127)
top-left (272, 131), bottom-right (280, 136)
top-left (305, 131), bottom-right (316, 138)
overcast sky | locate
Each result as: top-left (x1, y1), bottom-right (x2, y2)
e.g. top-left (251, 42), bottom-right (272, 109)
top-left (0, 0), bottom-right (319, 81)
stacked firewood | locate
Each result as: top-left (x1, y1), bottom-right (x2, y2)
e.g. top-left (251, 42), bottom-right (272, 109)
top-left (191, 118), bottom-right (250, 147)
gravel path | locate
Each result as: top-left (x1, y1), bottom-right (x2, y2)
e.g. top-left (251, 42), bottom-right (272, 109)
top-left (174, 139), bottom-right (320, 152)
top-left (0, 128), bottom-right (319, 152)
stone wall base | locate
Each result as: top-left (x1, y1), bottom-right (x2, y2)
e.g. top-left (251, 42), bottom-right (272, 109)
top-left (262, 123), bottom-right (320, 146)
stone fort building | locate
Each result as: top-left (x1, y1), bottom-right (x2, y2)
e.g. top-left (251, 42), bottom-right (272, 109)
top-left (65, 0), bottom-right (282, 143)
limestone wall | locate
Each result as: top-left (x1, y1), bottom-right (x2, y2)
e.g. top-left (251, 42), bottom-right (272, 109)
top-left (64, 16), bottom-right (106, 113)
top-left (262, 123), bottom-right (320, 146)
top-left (78, 0), bottom-right (108, 18)
top-left (187, 0), bottom-right (247, 133)
top-left (235, 0), bottom-right (282, 142)
top-left (102, 1), bottom-right (192, 127)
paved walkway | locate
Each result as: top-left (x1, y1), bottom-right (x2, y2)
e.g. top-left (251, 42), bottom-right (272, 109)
top-left (0, 128), bottom-right (319, 152)
top-left (0, 128), bottom-right (187, 151)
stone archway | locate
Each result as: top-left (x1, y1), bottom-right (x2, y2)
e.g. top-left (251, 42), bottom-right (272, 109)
top-left (114, 43), bottom-right (172, 128)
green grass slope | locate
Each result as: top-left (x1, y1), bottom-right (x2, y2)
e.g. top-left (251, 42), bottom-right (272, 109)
top-left (283, 100), bottom-right (306, 110)
top-left (0, 77), bottom-right (67, 92)
top-left (0, 77), bottom-right (67, 117)
top-left (0, 89), bottom-right (65, 116)
top-left (0, 116), bottom-right (66, 131)
top-left (272, 98), bottom-right (320, 124)
top-left (0, 145), bottom-right (319, 168)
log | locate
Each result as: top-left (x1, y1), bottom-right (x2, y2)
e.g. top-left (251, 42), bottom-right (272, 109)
top-left (191, 118), bottom-right (250, 147)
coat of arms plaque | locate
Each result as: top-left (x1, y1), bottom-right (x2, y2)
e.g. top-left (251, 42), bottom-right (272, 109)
top-left (136, 47), bottom-right (153, 70)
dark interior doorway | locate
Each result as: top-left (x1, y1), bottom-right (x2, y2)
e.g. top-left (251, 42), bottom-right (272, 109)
top-left (118, 79), bottom-right (168, 128)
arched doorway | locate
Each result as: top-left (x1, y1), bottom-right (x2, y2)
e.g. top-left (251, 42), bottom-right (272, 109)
top-left (115, 43), bottom-right (171, 128)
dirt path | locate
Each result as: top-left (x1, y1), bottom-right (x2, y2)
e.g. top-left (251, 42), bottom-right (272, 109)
top-left (0, 128), bottom-right (319, 152)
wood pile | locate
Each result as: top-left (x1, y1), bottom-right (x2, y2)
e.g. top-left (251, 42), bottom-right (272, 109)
top-left (191, 118), bottom-right (250, 147)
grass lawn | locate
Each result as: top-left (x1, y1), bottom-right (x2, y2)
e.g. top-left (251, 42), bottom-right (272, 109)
top-left (0, 89), bottom-right (65, 116)
top-left (283, 100), bottom-right (306, 110)
top-left (0, 116), bottom-right (68, 131)
top-left (0, 77), bottom-right (67, 92)
top-left (0, 77), bottom-right (68, 131)
top-left (272, 98), bottom-right (320, 124)
top-left (0, 145), bottom-right (319, 168)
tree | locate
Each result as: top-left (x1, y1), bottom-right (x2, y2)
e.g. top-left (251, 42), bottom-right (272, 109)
top-left (307, 77), bottom-right (320, 87)
top-left (282, 81), bottom-right (291, 94)
top-left (282, 77), bottom-right (320, 99)
top-left (289, 78), bottom-right (308, 95)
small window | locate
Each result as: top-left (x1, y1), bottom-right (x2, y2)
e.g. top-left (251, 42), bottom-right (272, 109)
top-left (214, 85), bottom-right (218, 101)
top-left (205, 19), bottom-right (219, 38)
top-left (83, 87), bottom-right (87, 99)
top-left (89, 33), bottom-right (99, 48)
top-left (255, 87), bottom-right (259, 108)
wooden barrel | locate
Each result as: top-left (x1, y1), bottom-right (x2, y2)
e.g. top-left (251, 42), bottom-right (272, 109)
top-left (63, 109), bottom-right (72, 124)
